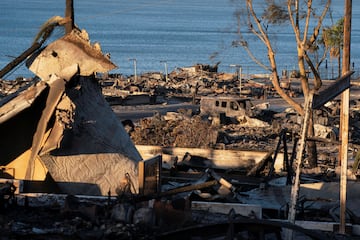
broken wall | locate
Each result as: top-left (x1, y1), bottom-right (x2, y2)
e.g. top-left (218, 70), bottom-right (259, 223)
top-left (40, 76), bottom-right (142, 195)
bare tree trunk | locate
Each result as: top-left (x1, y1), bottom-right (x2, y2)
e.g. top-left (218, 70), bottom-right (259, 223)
top-left (297, 50), bottom-right (310, 98)
top-left (297, 48), bottom-right (318, 168)
top-left (270, 66), bottom-right (304, 115)
top-left (243, 0), bottom-right (332, 169)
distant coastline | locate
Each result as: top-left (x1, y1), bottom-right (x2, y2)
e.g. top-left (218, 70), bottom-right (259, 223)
top-left (0, 0), bottom-right (359, 80)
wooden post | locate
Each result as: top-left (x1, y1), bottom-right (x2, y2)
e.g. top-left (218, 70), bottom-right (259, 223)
top-left (138, 155), bottom-right (162, 196)
top-left (339, 0), bottom-right (352, 234)
top-left (65, 0), bottom-right (74, 34)
top-left (286, 93), bottom-right (313, 240)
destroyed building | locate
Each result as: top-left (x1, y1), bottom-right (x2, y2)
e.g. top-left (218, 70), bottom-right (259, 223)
top-left (0, 22), bottom-right (142, 196)
top-left (1, 2), bottom-right (360, 240)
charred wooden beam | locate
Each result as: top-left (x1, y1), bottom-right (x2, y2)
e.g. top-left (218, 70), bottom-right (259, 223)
top-left (287, 93), bottom-right (314, 239)
top-left (246, 150), bottom-right (274, 177)
top-left (135, 180), bottom-right (218, 202)
top-left (306, 136), bottom-right (340, 145)
top-left (191, 201), bottom-right (262, 219)
top-left (206, 168), bottom-right (236, 192)
top-left (159, 180), bottom-right (218, 197)
top-left (0, 42), bottom-right (41, 79)
top-left (312, 71), bottom-right (354, 109)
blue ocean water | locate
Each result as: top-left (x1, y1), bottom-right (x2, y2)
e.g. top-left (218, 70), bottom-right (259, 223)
top-left (0, 0), bottom-right (359, 79)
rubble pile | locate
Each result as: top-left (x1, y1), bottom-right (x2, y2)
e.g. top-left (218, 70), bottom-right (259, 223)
top-left (127, 108), bottom-right (278, 151)
top-left (0, 77), bottom-right (34, 98)
top-left (100, 63), bottom-right (279, 100)
top-left (0, 63), bottom-right (304, 106)
top-left (217, 123), bottom-right (278, 151)
top-left (126, 97), bottom-right (345, 153)
top-left (0, 182), bottom-right (339, 240)
top-left (1, 68), bottom-right (360, 239)
top-left (2, 66), bottom-right (352, 152)
top-left (3, 67), bottom-right (360, 165)
top-left (130, 110), bottom-right (218, 148)
top-left (0, 196), bottom-right (153, 239)
top-left (3, 66), bottom-right (357, 238)
top-left (2, 4), bottom-right (360, 238)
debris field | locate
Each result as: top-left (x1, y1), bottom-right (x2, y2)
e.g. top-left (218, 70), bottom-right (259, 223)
top-left (1, 3), bottom-right (360, 239)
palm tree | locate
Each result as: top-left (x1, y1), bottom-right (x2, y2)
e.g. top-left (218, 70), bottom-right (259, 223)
top-left (321, 18), bottom-right (344, 78)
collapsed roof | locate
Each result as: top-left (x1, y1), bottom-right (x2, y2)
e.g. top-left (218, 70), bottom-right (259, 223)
top-left (0, 27), bottom-right (142, 196)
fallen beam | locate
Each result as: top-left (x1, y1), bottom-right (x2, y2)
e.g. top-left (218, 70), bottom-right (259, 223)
top-left (136, 145), bottom-right (284, 172)
top-left (312, 71), bottom-right (354, 109)
top-left (191, 201), bottom-right (262, 219)
top-left (246, 150), bottom-right (274, 177)
top-left (0, 43), bottom-right (42, 78)
top-left (135, 180), bottom-right (219, 202)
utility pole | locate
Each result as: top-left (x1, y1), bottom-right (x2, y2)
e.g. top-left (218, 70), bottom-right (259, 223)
top-left (128, 58), bottom-right (137, 82)
top-left (339, 0), bottom-right (352, 234)
top-left (230, 64), bottom-right (242, 96)
top-left (65, 0), bottom-right (74, 34)
top-left (160, 60), bottom-right (168, 82)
